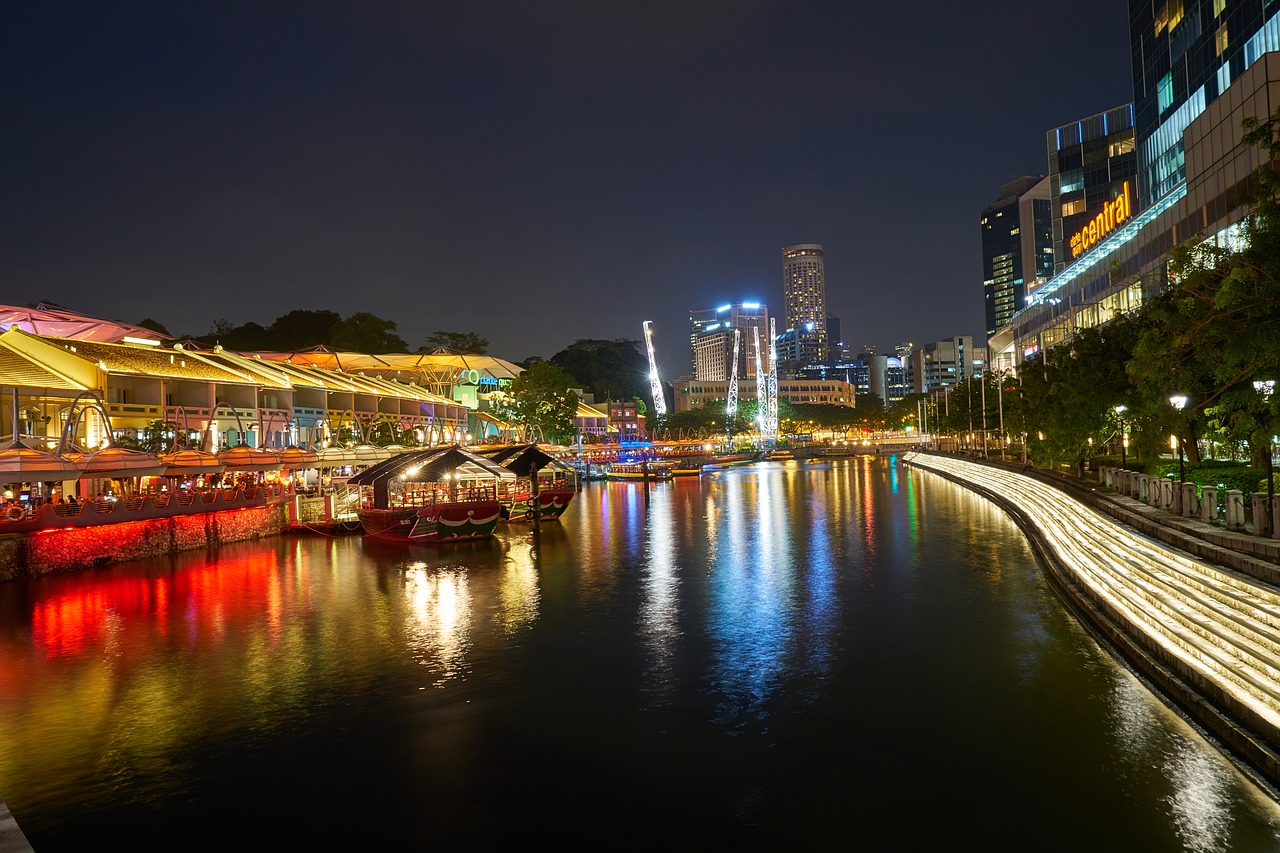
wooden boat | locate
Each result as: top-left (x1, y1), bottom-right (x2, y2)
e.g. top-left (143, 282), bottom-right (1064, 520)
top-left (476, 444), bottom-right (577, 521)
top-left (347, 445), bottom-right (516, 543)
top-left (669, 457), bottom-right (705, 476)
top-left (607, 460), bottom-right (674, 481)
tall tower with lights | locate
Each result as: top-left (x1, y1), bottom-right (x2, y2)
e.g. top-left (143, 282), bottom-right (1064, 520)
top-left (782, 243), bottom-right (827, 366)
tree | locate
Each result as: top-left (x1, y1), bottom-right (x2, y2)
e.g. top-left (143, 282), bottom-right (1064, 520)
top-left (549, 339), bottom-right (648, 402)
top-left (136, 317), bottom-right (171, 336)
top-left (328, 312), bottom-right (408, 353)
top-left (420, 331), bottom-right (489, 354)
top-left (268, 310), bottom-right (342, 351)
top-left (490, 361), bottom-right (579, 444)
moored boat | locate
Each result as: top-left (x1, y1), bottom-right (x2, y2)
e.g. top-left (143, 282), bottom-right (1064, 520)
top-left (669, 457), bottom-right (705, 476)
top-left (607, 460), bottom-right (674, 481)
top-left (347, 445), bottom-right (515, 543)
top-left (476, 443), bottom-right (577, 521)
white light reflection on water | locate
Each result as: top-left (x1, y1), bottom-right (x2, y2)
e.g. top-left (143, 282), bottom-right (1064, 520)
top-left (1108, 668), bottom-right (1280, 852)
top-left (706, 467), bottom-right (795, 732)
top-left (402, 565), bottom-right (473, 688)
top-left (639, 485), bottom-right (680, 701)
top-left (495, 536), bottom-right (540, 634)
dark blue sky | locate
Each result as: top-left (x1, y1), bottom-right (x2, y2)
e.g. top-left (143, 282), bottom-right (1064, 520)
top-left (3, 2), bottom-right (1134, 374)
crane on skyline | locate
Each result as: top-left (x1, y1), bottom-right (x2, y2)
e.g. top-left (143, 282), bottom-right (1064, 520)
top-left (642, 320), bottom-right (667, 418)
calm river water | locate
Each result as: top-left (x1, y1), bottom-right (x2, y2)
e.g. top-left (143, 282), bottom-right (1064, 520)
top-left (3, 455), bottom-right (1280, 850)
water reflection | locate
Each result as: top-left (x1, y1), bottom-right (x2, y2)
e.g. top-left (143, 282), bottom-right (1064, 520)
top-left (3, 458), bottom-right (1280, 848)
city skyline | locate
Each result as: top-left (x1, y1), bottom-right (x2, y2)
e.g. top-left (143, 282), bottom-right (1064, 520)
top-left (3, 2), bottom-right (1133, 372)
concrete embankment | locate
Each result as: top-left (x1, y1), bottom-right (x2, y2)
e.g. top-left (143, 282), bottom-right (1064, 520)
top-left (904, 451), bottom-right (1280, 794)
top-left (0, 799), bottom-right (34, 853)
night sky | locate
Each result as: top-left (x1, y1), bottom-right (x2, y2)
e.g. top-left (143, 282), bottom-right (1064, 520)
top-left (4, 2), bottom-right (1134, 374)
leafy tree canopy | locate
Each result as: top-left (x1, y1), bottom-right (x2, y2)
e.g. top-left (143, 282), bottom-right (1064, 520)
top-left (549, 339), bottom-right (648, 403)
top-left (420, 331), bottom-right (489, 354)
top-left (491, 361), bottom-right (579, 444)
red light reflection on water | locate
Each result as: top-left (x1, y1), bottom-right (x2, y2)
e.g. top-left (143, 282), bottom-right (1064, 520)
top-left (28, 549), bottom-right (285, 660)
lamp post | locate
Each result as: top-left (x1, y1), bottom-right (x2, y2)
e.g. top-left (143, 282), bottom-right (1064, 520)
top-left (1115, 405), bottom-right (1127, 469)
top-left (1170, 394), bottom-right (1187, 483)
top-left (1255, 380), bottom-right (1275, 506)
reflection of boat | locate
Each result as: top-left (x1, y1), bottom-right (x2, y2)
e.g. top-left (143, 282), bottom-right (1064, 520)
top-left (476, 444), bottom-right (577, 522)
top-left (608, 460), bottom-right (674, 481)
top-left (702, 453), bottom-right (756, 469)
top-left (347, 445), bottom-right (516, 543)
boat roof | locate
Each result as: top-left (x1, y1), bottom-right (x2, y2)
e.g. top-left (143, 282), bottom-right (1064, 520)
top-left (476, 443), bottom-right (570, 476)
top-left (345, 444), bottom-right (515, 487)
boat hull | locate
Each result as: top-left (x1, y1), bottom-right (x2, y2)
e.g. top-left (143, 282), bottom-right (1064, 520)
top-left (357, 501), bottom-right (502, 542)
top-left (502, 488), bottom-right (575, 521)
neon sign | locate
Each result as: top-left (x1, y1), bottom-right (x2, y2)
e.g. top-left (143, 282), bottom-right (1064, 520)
top-left (1070, 181), bottom-right (1132, 259)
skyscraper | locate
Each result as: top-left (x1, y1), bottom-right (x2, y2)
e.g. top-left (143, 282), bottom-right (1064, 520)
top-left (782, 243), bottom-right (827, 366)
top-left (980, 177), bottom-right (1052, 340)
top-left (688, 302), bottom-right (769, 381)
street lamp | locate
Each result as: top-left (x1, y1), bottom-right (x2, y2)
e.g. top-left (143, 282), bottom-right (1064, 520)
top-left (1255, 380), bottom-right (1275, 506)
top-left (1170, 394), bottom-right (1187, 483)
top-left (1115, 405), bottom-right (1128, 469)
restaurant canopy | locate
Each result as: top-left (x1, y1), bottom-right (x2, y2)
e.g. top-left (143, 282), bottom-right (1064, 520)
top-left (0, 438), bottom-right (83, 484)
top-left (75, 446), bottom-right (168, 479)
top-left (216, 444), bottom-right (282, 472)
top-left (159, 448), bottom-right (226, 477)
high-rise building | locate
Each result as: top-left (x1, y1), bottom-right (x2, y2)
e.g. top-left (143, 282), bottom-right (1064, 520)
top-left (688, 302), bottom-right (770, 381)
top-left (908, 336), bottom-right (974, 393)
top-left (988, 2), bottom-right (1280, 373)
top-left (980, 176), bottom-right (1052, 341)
top-left (1048, 105), bottom-right (1138, 272)
top-left (1131, 0), bottom-right (1270, 209)
top-left (782, 244), bottom-right (827, 365)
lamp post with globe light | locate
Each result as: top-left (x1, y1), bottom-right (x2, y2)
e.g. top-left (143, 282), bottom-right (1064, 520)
top-left (1115, 405), bottom-right (1128, 469)
top-left (1170, 394), bottom-right (1188, 483)
top-left (1255, 380), bottom-right (1275, 506)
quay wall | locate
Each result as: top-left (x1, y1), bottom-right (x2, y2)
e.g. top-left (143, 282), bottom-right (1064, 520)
top-left (0, 505), bottom-right (288, 582)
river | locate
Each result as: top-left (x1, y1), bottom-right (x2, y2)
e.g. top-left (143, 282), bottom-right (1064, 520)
top-left (2, 455), bottom-right (1279, 850)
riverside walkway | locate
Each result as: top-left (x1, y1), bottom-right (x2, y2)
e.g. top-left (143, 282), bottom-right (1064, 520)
top-left (905, 451), bottom-right (1280, 792)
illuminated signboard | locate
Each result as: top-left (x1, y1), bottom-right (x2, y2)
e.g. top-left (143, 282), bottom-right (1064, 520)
top-left (1069, 181), bottom-right (1132, 259)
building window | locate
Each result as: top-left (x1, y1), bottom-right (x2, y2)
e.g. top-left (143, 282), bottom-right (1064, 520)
top-left (1158, 72), bottom-right (1174, 113)
top-left (1062, 198), bottom-right (1087, 216)
top-left (1217, 24), bottom-right (1228, 56)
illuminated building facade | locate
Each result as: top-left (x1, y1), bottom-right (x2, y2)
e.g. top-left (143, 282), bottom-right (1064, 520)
top-left (672, 377), bottom-right (855, 414)
top-left (980, 176), bottom-right (1052, 339)
top-left (908, 336), bottom-right (975, 393)
top-left (989, 2), bottom-right (1280, 374)
top-left (989, 48), bottom-right (1280, 374)
top-left (1131, 0), bottom-right (1271, 209)
top-left (782, 244), bottom-right (827, 365)
top-left (1049, 104), bottom-right (1137, 272)
top-left (688, 302), bottom-right (769, 381)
